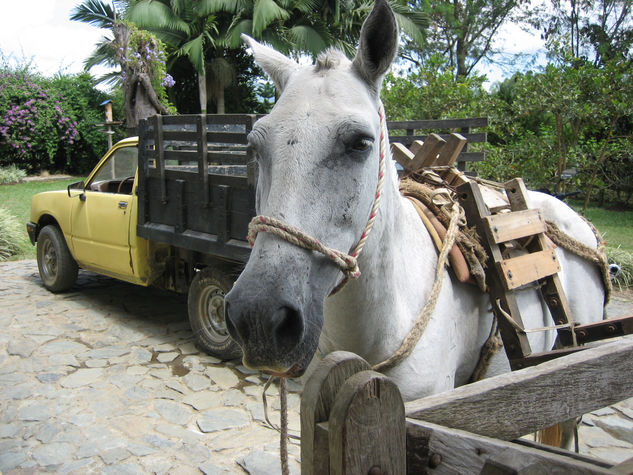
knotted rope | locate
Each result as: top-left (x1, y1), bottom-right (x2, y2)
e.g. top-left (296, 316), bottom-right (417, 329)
top-left (373, 197), bottom-right (465, 373)
top-left (545, 220), bottom-right (612, 304)
top-left (247, 102), bottom-right (387, 295)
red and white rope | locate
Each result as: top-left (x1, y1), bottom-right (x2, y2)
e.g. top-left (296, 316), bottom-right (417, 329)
top-left (247, 102), bottom-right (388, 294)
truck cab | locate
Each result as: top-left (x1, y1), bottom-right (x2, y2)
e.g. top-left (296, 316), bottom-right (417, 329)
top-left (28, 137), bottom-right (154, 287)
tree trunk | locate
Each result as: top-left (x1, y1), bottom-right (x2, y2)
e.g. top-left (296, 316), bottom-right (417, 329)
top-left (216, 87), bottom-right (225, 114)
top-left (199, 71), bottom-right (207, 114)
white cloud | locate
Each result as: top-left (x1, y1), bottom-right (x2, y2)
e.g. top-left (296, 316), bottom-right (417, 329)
top-left (0, 0), bottom-right (115, 79)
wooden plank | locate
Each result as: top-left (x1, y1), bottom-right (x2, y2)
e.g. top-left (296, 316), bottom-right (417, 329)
top-left (329, 371), bottom-right (405, 475)
top-left (504, 178), bottom-right (577, 337)
top-left (435, 133), bottom-right (467, 166)
top-left (457, 181), bottom-right (533, 361)
top-left (483, 209), bottom-right (546, 244)
top-left (300, 351), bottom-right (371, 475)
top-left (206, 131), bottom-right (249, 144)
top-left (405, 335), bottom-right (633, 441)
top-left (499, 249), bottom-right (561, 290)
top-left (406, 419), bottom-right (613, 474)
top-left (457, 151), bottom-right (485, 162)
top-left (558, 314), bottom-right (633, 346)
top-left (387, 117), bottom-right (488, 130)
top-left (391, 142), bottom-right (415, 170)
top-left (409, 139), bottom-right (425, 155)
top-left (390, 132), bottom-right (486, 145)
top-left (411, 133), bottom-right (446, 170)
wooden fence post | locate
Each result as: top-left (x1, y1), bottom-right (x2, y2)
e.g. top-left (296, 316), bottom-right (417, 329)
top-left (301, 351), bottom-right (406, 475)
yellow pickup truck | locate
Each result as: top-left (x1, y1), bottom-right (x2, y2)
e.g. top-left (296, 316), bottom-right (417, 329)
top-left (27, 114), bottom-right (258, 359)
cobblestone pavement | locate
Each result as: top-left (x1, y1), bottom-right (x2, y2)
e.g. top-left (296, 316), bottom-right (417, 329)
top-left (1, 259), bottom-right (632, 474)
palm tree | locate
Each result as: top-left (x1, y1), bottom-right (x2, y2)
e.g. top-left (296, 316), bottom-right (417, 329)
top-left (69, 0), bottom-right (124, 85)
top-left (74, 0), bottom-right (428, 114)
top-left (221, 0), bottom-right (427, 58)
top-left (71, 0), bottom-right (173, 133)
top-left (127, 0), bottom-right (221, 113)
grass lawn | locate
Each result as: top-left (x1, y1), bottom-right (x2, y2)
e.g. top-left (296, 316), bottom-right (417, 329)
top-left (0, 178), bottom-right (81, 260)
top-left (568, 201), bottom-right (633, 251)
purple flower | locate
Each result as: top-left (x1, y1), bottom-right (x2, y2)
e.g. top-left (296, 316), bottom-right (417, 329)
top-left (161, 74), bottom-right (175, 88)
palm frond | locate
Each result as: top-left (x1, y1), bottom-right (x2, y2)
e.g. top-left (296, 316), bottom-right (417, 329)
top-left (287, 25), bottom-right (327, 56)
top-left (83, 38), bottom-right (118, 71)
top-left (177, 35), bottom-right (206, 73)
top-left (253, 0), bottom-right (290, 36)
top-left (392, 10), bottom-right (428, 47)
top-left (224, 19), bottom-right (254, 48)
top-left (127, 0), bottom-right (190, 33)
top-left (70, 0), bottom-right (116, 28)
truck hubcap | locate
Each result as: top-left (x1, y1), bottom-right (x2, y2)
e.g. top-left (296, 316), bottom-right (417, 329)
top-left (42, 240), bottom-right (58, 279)
top-left (201, 287), bottom-right (228, 343)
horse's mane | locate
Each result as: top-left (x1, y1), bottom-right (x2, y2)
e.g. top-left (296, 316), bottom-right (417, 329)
top-left (315, 48), bottom-right (348, 72)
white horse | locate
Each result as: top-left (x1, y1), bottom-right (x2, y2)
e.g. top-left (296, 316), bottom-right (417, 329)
top-left (224, 0), bottom-right (605, 403)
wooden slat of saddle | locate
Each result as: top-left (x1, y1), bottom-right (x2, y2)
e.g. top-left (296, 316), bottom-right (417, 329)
top-left (483, 209), bottom-right (546, 244)
top-left (498, 249), bottom-right (562, 291)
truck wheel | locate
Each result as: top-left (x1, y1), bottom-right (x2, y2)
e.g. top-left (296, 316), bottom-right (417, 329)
top-left (188, 267), bottom-right (242, 360)
top-left (36, 225), bottom-right (78, 292)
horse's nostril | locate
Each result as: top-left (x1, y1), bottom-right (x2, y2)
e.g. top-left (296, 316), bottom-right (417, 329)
top-left (273, 306), bottom-right (304, 352)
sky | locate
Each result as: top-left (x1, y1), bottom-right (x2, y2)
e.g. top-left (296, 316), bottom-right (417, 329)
top-left (0, 0), bottom-right (547, 89)
top-left (0, 0), bottom-right (114, 79)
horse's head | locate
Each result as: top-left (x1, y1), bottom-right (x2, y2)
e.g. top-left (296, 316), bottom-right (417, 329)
top-left (224, 0), bottom-right (399, 376)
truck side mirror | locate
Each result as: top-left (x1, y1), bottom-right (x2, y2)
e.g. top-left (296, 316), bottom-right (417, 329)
top-left (67, 181), bottom-right (85, 198)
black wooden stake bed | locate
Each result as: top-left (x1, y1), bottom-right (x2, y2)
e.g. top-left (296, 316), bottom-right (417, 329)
top-left (136, 114), bottom-right (259, 265)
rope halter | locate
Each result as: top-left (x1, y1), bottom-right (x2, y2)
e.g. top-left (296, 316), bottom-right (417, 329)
top-left (247, 102), bottom-right (388, 295)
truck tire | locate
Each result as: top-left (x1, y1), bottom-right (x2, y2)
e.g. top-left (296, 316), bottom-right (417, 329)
top-left (188, 267), bottom-right (242, 360)
top-left (36, 225), bottom-right (78, 292)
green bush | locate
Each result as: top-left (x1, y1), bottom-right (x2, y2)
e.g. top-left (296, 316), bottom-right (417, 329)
top-left (0, 207), bottom-right (26, 261)
top-left (0, 165), bottom-right (26, 184)
top-left (0, 65), bottom-right (112, 175)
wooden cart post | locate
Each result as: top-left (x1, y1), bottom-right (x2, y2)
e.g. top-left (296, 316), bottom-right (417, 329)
top-left (301, 352), bottom-right (406, 475)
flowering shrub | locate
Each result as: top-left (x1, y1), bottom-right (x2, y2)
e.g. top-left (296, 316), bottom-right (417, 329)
top-left (117, 24), bottom-right (176, 115)
top-left (0, 67), bottom-right (111, 173)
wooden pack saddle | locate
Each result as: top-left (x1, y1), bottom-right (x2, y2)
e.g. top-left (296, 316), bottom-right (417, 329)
top-left (392, 133), bottom-right (633, 370)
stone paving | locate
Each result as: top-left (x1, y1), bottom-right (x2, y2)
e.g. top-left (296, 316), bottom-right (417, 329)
top-left (0, 259), bottom-right (632, 474)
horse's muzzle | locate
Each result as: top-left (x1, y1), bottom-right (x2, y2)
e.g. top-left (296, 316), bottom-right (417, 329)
top-left (224, 282), bottom-right (321, 375)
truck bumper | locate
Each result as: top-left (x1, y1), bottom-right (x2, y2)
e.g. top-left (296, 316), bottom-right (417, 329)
top-left (26, 222), bottom-right (37, 245)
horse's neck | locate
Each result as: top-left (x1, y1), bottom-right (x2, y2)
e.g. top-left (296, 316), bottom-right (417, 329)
top-left (322, 160), bottom-right (439, 360)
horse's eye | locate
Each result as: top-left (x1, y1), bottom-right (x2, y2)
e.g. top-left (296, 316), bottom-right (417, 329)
top-left (350, 137), bottom-right (373, 153)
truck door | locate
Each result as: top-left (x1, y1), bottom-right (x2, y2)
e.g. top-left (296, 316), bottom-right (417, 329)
top-left (71, 145), bottom-right (138, 278)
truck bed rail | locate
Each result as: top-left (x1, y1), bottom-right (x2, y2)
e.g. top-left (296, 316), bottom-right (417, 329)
top-left (137, 114), bottom-right (258, 264)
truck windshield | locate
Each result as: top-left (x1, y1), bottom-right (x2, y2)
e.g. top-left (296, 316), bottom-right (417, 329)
top-left (92, 146), bottom-right (138, 182)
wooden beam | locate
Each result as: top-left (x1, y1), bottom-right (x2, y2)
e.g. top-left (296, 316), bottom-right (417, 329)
top-left (406, 419), bottom-right (613, 474)
top-left (498, 249), bottom-right (561, 291)
top-left (435, 133), bottom-right (467, 166)
top-left (483, 209), bottom-right (546, 244)
top-left (329, 371), bottom-right (405, 475)
top-left (391, 142), bottom-right (415, 170)
top-left (410, 133), bottom-right (446, 170)
top-left (405, 335), bottom-right (633, 441)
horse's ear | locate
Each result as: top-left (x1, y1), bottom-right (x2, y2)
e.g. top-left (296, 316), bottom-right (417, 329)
top-left (242, 34), bottom-right (298, 92)
top-left (352, 0), bottom-right (399, 93)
